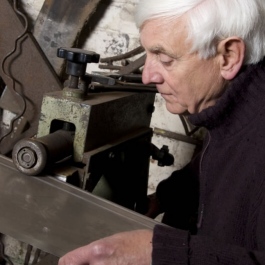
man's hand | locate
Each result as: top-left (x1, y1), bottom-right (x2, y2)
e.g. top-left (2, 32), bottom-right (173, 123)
top-left (58, 229), bottom-right (153, 265)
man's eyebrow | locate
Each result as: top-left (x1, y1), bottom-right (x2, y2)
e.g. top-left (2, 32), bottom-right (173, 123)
top-left (149, 45), bottom-right (177, 59)
top-left (149, 45), bottom-right (167, 54)
top-left (139, 40), bottom-right (177, 58)
top-left (139, 40), bottom-right (168, 54)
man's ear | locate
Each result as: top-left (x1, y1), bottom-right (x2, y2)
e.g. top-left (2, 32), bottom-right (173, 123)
top-left (217, 37), bottom-right (245, 80)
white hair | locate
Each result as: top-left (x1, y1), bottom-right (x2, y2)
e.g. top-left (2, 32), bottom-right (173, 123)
top-left (135, 0), bottom-right (265, 64)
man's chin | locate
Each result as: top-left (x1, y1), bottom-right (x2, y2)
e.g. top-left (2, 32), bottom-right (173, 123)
top-left (165, 103), bottom-right (189, 115)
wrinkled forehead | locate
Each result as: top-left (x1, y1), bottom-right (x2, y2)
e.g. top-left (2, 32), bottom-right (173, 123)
top-left (140, 17), bottom-right (189, 49)
top-left (140, 16), bottom-right (190, 57)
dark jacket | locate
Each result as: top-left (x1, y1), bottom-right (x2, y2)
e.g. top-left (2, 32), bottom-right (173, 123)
top-left (152, 60), bottom-right (265, 264)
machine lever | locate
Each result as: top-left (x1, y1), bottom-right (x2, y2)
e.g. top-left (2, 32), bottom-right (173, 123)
top-left (57, 47), bottom-right (100, 82)
top-left (57, 47), bottom-right (100, 88)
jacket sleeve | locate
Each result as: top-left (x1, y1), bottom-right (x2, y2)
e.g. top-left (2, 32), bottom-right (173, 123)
top-left (152, 225), bottom-right (265, 265)
top-left (152, 150), bottom-right (265, 264)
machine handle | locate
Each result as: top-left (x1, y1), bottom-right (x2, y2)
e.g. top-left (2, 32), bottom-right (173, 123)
top-left (57, 47), bottom-right (100, 86)
top-left (57, 47), bottom-right (100, 64)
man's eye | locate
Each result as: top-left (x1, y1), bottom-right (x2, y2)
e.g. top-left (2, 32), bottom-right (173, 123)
top-left (158, 54), bottom-right (173, 66)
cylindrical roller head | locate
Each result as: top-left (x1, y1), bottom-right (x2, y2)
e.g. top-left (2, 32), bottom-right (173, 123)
top-left (12, 139), bottom-right (47, 176)
top-left (12, 130), bottom-right (74, 176)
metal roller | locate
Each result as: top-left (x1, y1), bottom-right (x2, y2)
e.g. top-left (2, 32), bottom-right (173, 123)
top-left (12, 130), bottom-right (74, 175)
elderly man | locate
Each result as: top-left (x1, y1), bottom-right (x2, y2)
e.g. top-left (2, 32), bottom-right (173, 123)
top-left (59, 0), bottom-right (265, 264)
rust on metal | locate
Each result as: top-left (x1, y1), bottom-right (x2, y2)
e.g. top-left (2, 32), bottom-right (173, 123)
top-left (0, 0), bottom-right (62, 154)
top-left (99, 46), bottom-right (146, 75)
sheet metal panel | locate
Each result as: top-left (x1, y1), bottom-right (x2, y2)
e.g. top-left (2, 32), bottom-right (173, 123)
top-left (0, 155), bottom-right (158, 257)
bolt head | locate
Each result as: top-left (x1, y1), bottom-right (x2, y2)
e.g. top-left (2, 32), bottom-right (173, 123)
top-left (17, 148), bottom-right (36, 169)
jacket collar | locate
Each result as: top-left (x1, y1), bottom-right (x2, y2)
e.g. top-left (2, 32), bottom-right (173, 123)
top-left (188, 60), bottom-right (265, 139)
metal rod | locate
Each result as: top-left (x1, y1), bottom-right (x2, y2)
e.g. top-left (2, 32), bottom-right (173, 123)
top-left (100, 46), bottom-right (145, 63)
top-left (154, 127), bottom-right (202, 146)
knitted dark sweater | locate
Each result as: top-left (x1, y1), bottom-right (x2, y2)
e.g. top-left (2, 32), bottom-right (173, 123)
top-left (152, 60), bottom-right (265, 265)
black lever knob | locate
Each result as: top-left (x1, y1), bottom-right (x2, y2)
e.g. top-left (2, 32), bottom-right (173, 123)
top-left (57, 47), bottom-right (100, 83)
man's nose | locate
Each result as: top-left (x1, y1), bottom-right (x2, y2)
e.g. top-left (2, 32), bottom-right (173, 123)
top-left (142, 58), bottom-right (163, 85)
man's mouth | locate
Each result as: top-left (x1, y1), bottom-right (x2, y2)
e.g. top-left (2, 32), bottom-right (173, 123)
top-left (160, 93), bottom-right (171, 98)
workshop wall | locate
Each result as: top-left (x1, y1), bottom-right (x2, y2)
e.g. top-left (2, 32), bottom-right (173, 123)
top-left (20, 0), bottom-right (197, 195)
